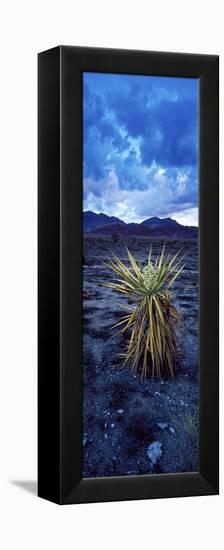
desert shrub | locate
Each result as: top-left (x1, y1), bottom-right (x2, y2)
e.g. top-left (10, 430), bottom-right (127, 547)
top-left (103, 245), bottom-right (185, 378)
top-left (183, 411), bottom-right (198, 438)
top-left (112, 232), bottom-right (119, 242)
top-left (171, 410), bottom-right (199, 472)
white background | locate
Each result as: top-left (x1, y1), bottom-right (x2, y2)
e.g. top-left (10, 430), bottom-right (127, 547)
top-left (0, 1), bottom-right (223, 548)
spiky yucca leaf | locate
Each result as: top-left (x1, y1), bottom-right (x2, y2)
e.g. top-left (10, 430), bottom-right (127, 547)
top-left (103, 246), bottom-right (185, 378)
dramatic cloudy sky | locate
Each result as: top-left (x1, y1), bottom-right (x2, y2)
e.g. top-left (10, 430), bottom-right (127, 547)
top-left (83, 72), bottom-right (199, 225)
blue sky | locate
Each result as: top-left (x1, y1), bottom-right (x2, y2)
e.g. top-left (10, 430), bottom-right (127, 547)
top-left (83, 72), bottom-right (199, 225)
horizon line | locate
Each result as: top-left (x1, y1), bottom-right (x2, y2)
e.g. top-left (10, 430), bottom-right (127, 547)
top-left (83, 209), bottom-right (198, 228)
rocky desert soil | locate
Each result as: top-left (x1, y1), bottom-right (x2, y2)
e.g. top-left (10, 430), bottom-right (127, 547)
top-left (82, 237), bottom-right (199, 478)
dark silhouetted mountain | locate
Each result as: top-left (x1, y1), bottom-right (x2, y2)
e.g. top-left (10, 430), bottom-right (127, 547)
top-left (83, 211), bottom-right (198, 239)
top-left (83, 211), bottom-right (125, 232)
top-left (141, 216), bottom-right (178, 227)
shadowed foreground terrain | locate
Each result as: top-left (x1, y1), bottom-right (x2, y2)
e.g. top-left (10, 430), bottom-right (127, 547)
top-left (82, 237), bottom-right (199, 478)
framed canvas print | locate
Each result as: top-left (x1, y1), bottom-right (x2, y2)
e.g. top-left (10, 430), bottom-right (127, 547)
top-left (38, 46), bottom-right (219, 504)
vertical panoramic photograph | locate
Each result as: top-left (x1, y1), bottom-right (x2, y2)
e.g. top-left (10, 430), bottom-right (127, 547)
top-left (82, 71), bottom-right (199, 478)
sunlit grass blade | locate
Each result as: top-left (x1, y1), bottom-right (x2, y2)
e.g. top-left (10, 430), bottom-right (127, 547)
top-left (167, 263), bottom-right (185, 289)
top-left (126, 247), bottom-right (143, 280)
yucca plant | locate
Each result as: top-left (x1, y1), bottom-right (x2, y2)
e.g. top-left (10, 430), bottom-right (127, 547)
top-left (103, 246), bottom-right (185, 379)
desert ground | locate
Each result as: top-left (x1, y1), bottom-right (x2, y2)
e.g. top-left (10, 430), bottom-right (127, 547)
top-left (82, 236), bottom-right (199, 478)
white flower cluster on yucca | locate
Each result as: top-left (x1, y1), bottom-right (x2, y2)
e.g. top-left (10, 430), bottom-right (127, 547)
top-left (142, 261), bottom-right (158, 291)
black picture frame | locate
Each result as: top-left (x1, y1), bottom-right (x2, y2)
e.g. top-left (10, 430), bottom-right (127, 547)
top-left (38, 45), bottom-right (219, 504)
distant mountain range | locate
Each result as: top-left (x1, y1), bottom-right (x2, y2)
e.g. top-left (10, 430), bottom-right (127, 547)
top-left (83, 211), bottom-right (198, 239)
